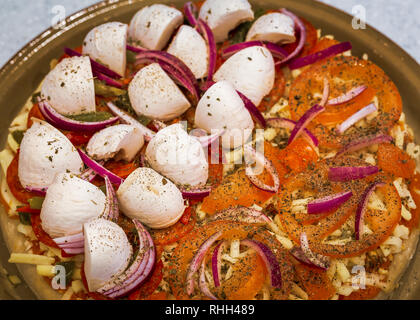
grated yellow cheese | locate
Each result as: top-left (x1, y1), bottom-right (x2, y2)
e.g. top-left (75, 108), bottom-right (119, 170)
top-left (9, 253), bottom-right (55, 265)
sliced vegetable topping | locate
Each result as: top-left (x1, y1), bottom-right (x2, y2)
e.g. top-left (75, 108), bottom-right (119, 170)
top-left (77, 149), bottom-right (124, 185)
top-left (355, 182), bottom-right (385, 240)
top-left (307, 191), bottom-right (353, 215)
top-left (288, 41), bottom-right (352, 70)
top-left (38, 100), bottom-right (119, 132)
top-left (328, 166), bottom-right (379, 182)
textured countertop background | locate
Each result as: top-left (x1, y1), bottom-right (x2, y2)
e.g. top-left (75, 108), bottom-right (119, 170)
top-left (0, 0), bottom-right (419, 67)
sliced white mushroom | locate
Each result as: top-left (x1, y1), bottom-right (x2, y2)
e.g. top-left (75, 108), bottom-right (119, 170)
top-left (117, 168), bottom-right (185, 229)
top-left (246, 12), bottom-right (296, 44)
top-left (40, 173), bottom-right (107, 238)
top-left (40, 56), bottom-right (95, 115)
top-left (129, 4), bottom-right (183, 50)
top-left (167, 25), bottom-right (209, 79)
top-left (128, 63), bottom-right (190, 121)
top-left (199, 0), bottom-right (254, 43)
top-left (146, 124), bottom-right (209, 186)
top-left (84, 218), bottom-right (132, 292)
top-left (214, 46), bottom-right (275, 106)
top-left (83, 22), bottom-right (128, 77)
top-left (195, 81), bottom-right (254, 149)
top-left (86, 124), bottom-right (144, 162)
top-left (18, 119), bottom-right (84, 190)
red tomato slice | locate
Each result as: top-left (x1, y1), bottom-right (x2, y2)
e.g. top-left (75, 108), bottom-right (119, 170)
top-left (27, 104), bottom-right (45, 128)
top-left (167, 220), bottom-right (294, 300)
top-left (289, 56), bottom-right (402, 149)
top-left (30, 214), bottom-right (60, 249)
top-left (6, 153), bottom-right (38, 204)
top-left (405, 172), bottom-right (420, 231)
top-left (377, 143), bottom-right (416, 179)
top-left (339, 286), bottom-right (381, 300)
top-left (295, 264), bottom-right (335, 300)
top-left (150, 207), bottom-right (196, 246)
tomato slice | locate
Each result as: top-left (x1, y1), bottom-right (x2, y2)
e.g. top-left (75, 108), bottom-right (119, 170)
top-left (277, 157), bottom-right (369, 243)
top-left (377, 143), bottom-right (416, 179)
top-left (30, 214), bottom-right (60, 249)
top-left (283, 17), bottom-right (318, 57)
top-left (167, 220), bottom-right (294, 300)
top-left (295, 264), bottom-right (335, 300)
top-left (105, 161), bottom-right (140, 180)
top-left (214, 251), bottom-right (266, 300)
top-left (339, 286), bottom-right (381, 300)
top-left (150, 207), bottom-right (196, 246)
top-left (128, 260), bottom-right (164, 300)
top-left (405, 172), bottom-right (420, 231)
top-left (27, 104), bottom-right (45, 128)
top-left (289, 56), bottom-right (402, 149)
top-left (201, 139), bottom-right (317, 215)
top-left (277, 156), bottom-right (400, 258)
top-left (312, 182), bottom-right (401, 258)
top-left (6, 153), bottom-right (38, 204)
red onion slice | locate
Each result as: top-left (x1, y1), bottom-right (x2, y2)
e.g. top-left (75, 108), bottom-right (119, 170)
top-left (328, 166), bottom-right (379, 182)
top-left (241, 239), bottom-right (282, 288)
top-left (61, 247), bottom-right (85, 255)
top-left (209, 207), bottom-right (271, 224)
top-left (355, 182), bottom-right (385, 240)
top-left (102, 176), bottom-right (119, 222)
top-left (135, 50), bottom-right (199, 98)
top-left (290, 246), bottom-right (325, 269)
top-left (222, 41), bottom-right (288, 59)
top-left (92, 70), bottom-right (123, 89)
top-left (299, 233), bottom-right (330, 270)
top-left (24, 186), bottom-right (47, 197)
top-left (288, 104), bottom-right (325, 145)
top-left (77, 149), bottom-right (124, 185)
top-left (64, 47), bottom-right (122, 79)
top-left (197, 19), bottom-right (217, 86)
top-left (320, 77), bottom-right (330, 107)
top-left (186, 231), bottom-right (222, 296)
top-left (180, 186), bottom-right (212, 199)
top-left (126, 44), bottom-right (147, 54)
top-left (184, 2), bottom-right (198, 27)
top-left (38, 100), bottom-right (119, 132)
top-left (54, 232), bottom-right (84, 254)
top-left (100, 220), bottom-right (156, 298)
top-left (54, 232), bottom-right (84, 245)
top-left (211, 241), bottom-right (226, 288)
top-left (307, 191), bottom-right (353, 214)
top-left (244, 145), bottom-right (280, 193)
top-left (106, 102), bottom-right (156, 142)
top-left (328, 86), bottom-right (367, 106)
top-left (337, 103), bottom-right (377, 134)
top-left (199, 261), bottom-right (218, 300)
top-left (195, 130), bottom-right (224, 148)
top-left (266, 118), bottom-right (319, 148)
top-left (278, 9), bottom-right (306, 65)
top-left (336, 134), bottom-right (393, 157)
top-left (288, 42), bottom-right (352, 70)
top-left (236, 90), bottom-right (267, 127)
